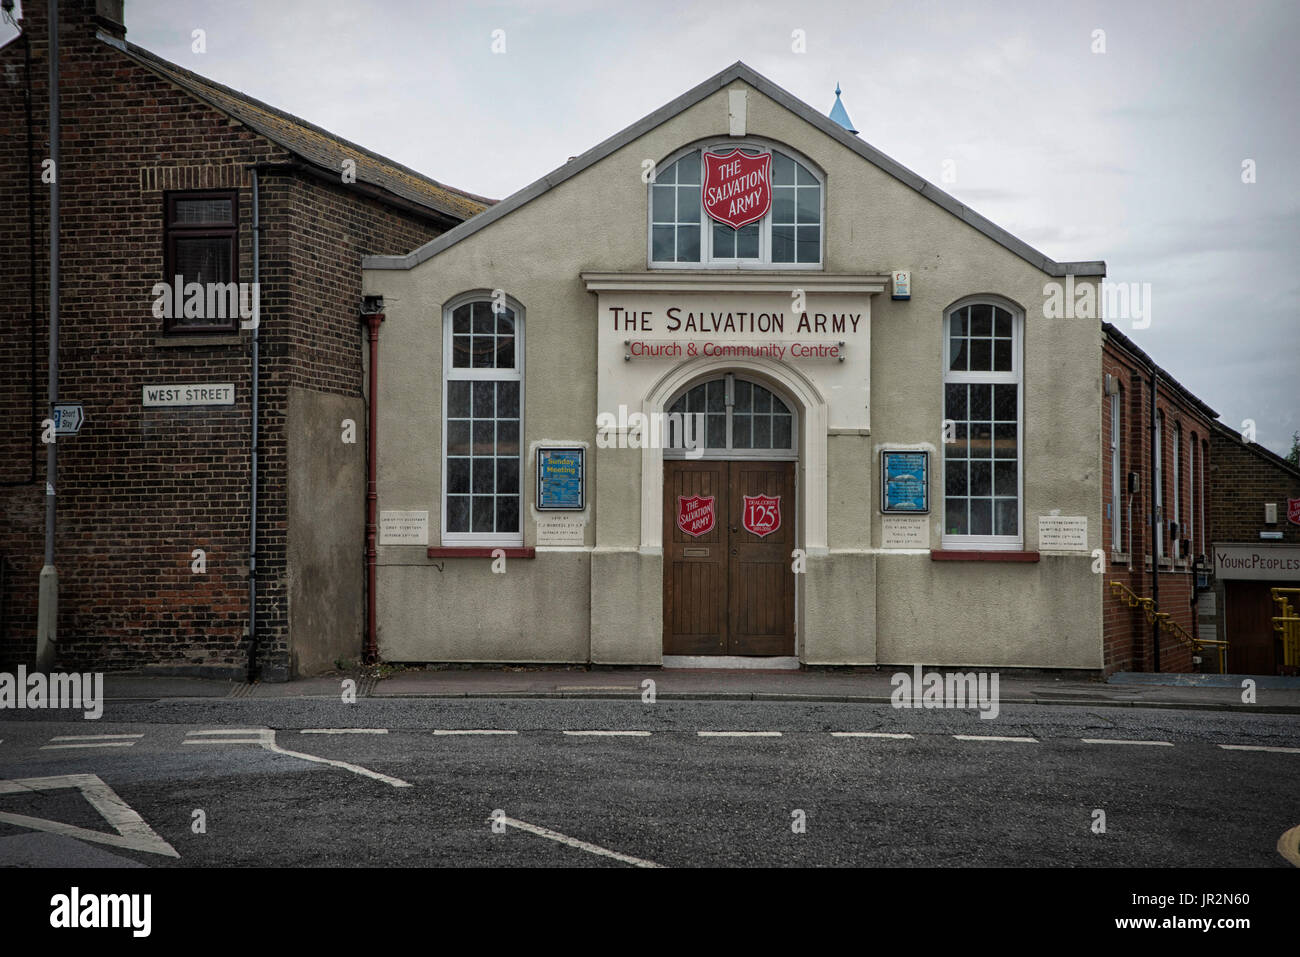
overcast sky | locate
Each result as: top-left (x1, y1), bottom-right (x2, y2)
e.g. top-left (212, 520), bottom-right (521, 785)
top-left (6, 0), bottom-right (1298, 454)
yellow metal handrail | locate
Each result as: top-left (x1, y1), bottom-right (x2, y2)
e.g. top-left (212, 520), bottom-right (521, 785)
top-left (1272, 589), bottom-right (1300, 668)
top-left (1109, 580), bottom-right (1229, 673)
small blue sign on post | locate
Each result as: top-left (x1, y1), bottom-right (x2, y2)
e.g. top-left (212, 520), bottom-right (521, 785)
top-left (537, 447), bottom-right (585, 510)
top-left (881, 450), bottom-right (929, 513)
top-left (52, 402), bottom-right (84, 436)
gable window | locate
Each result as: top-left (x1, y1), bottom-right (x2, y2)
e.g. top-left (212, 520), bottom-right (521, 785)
top-left (650, 143), bottom-right (822, 268)
top-left (665, 375), bottom-right (796, 459)
top-left (442, 295), bottom-right (523, 546)
top-left (942, 300), bottom-right (1022, 549)
top-left (163, 190), bottom-right (238, 334)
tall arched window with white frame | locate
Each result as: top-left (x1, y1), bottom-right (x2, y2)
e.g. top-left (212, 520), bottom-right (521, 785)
top-left (1111, 388), bottom-right (1122, 552)
top-left (1172, 423), bottom-right (1181, 560)
top-left (942, 300), bottom-right (1022, 549)
top-left (1154, 412), bottom-right (1163, 559)
top-left (650, 142), bottom-right (823, 268)
top-left (442, 295), bottom-right (523, 546)
top-left (1189, 431), bottom-right (1198, 558)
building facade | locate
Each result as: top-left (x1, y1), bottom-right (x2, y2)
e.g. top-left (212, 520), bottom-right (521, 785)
top-left (0, 0), bottom-right (486, 678)
top-left (362, 63), bottom-right (1113, 671)
top-left (1207, 422), bottom-right (1300, 675)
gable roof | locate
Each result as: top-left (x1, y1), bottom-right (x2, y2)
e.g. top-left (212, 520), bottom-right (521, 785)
top-left (1102, 322), bottom-right (1219, 421)
top-left (1209, 418), bottom-right (1300, 480)
top-left (96, 32), bottom-right (493, 223)
top-left (364, 61), bottom-right (1106, 275)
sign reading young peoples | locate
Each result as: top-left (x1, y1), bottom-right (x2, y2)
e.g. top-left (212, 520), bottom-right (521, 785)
top-left (702, 150), bottom-right (772, 229)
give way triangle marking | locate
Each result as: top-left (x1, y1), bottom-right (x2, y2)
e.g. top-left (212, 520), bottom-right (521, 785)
top-left (0, 773), bottom-right (179, 858)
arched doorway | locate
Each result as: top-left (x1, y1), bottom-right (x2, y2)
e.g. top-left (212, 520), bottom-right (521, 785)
top-left (662, 373), bottom-right (797, 656)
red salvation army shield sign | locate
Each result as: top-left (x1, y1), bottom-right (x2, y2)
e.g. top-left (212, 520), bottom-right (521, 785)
top-left (1288, 498), bottom-right (1300, 526)
top-left (677, 495), bottom-right (716, 538)
top-left (742, 494), bottom-right (781, 538)
top-left (702, 149), bottom-right (772, 229)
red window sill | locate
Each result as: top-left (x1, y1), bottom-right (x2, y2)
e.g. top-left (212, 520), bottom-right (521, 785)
top-left (427, 547), bottom-right (536, 559)
top-left (930, 550), bottom-right (1040, 562)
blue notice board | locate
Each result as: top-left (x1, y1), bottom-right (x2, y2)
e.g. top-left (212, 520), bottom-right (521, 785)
top-left (881, 451), bottom-right (929, 513)
top-left (537, 447), bottom-right (585, 510)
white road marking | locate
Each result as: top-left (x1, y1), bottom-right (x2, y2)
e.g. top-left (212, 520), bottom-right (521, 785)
top-left (831, 731), bottom-right (914, 739)
top-left (0, 773), bottom-right (179, 858)
top-left (300, 729), bottom-right (389, 735)
top-left (41, 741), bottom-right (137, 750)
top-left (1278, 825), bottom-right (1300, 868)
top-left (1219, 744), bottom-right (1300, 754)
top-left (953, 734), bottom-right (1038, 743)
top-left (433, 729), bottom-right (518, 736)
top-left (180, 728), bottom-right (411, 787)
top-left (187, 729), bottom-right (268, 735)
top-left (698, 731), bottom-right (782, 737)
top-left (50, 734), bottom-right (144, 741)
top-left (1081, 738), bottom-right (1173, 746)
top-left (555, 686), bottom-right (638, 692)
top-left (496, 815), bottom-right (663, 868)
top-left (562, 730), bottom-right (651, 736)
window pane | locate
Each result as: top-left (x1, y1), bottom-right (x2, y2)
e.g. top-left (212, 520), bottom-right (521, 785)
top-left (946, 498), bottom-right (968, 536)
top-left (496, 310), bottom-right (515, 334)
top-left (707, 378), bottom-right (725, 412)
top-left (733, 379), bottom-right (751, 412)
top-left (796, 162), bottom-right (817, 186)
top-left (773, 187), bottom-right (795, 223)
top-left (447, 496), bottom-right (470, 532)
top-left (494, 336), bottom-right (515, 369)
top-left (471, 496), bottom-right (494, 533)
top-left (945, 383), bottom-right (967, 421)
top-left (652, 186), bottom-right (676, 222)
top-left (994, 460), bottom-right (1017, 496)
top-left (970, 304), bottom-right (993, 336)
top-left (713, 222), bottom-right (735, 258)
top-left (796, 228), bottom-right (819, 263)
top-left (771, 225), bottom-right (795, 263)
top-left (772, 152), bottom-right (795, 185)
top-left (773, 414), bottom-right (792, 448)
top-left (994, 309), bottom-right (1012, 338)
top-left (497, 381), bottom-right (520, 418)
top-left (946, 460), bottom-right (968, 496)
top-left (652, 225), bottom-right (674, 262)
top-left (970, 499), bottom-right (993, 535)
top-left (497, 420), bottom-right (519, 454)
top-left (173, 197), bottom-right (232, 224)
top-left (970, 422), bottom-right (993, 457)
top-left (447, 421), bottom-right (470, 456)
top-left (472, 335), bottom-right (494, 368)
top-left (754, 414), bottom-right (771, 448)
top-left (706, 413), bottom-right (725, 449)
top-left (995, 499), bottom-right (1018, 536)
top-left (452, 335), bottom-right (472, 368)
top-left (994, 384), bottom-right (1017, 421)
top-left (447, 381), bottom-right (470, 417)
top-left (472, 301), bottom-right (494, 334)
top-left (677, 187), bottom-right (699, 222)
top-left (473, 420), bottom-right (493, 454)
top-left (174, 236), bottom-right (231, 285)
top-left (970, 384), bottom-right (992, 421)
top-left (994, 423), bottom-right (1017, 458)
top-left (951, 307), bottom-right (968, 336)
top-left (447, 457), bottom-right (470, 494)
top-left (677, 225), bottom-right (699, 262)
top-left (970, 461), bottom-right (992, 496)
top-left (498, 458), bottom-right (519, 494)
top-left (453, 305), bottom-right (471, 334)
top-left (676, 151), bottom-right (700, 184)
top-left (737, 223), bottom-right (759, 258)
top-left (732, 413), bottom-right (752, 449)
top-left (796, 187), bottom-right (819, 224)
top-left (949, 337), bottom-right (967, 371)
top-left (993, 339), bottom-right (1011, 371)
top-left (496, 496), bottom-right (520, 534)
top-left (473, 381), bottom-right (495, 417)
top-left (753, 386), bottom-right (771, 413)
top-left (970, 338), bottom-right (992, 370)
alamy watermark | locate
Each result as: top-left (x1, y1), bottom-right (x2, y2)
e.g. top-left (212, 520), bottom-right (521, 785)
top-left (890, 664), bottom-right (1000, 719)
top-left (1043, 275), bottom-right (1151, 329)
top-left (596, 405), bottom-right (705, 459)
top-left (151, 276), bottom-right (259, 329)
top-left (0, 666), bottom-right (104, 719)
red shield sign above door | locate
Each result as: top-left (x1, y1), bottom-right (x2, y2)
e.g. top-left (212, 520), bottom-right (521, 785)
top-left (742, 494), bottom-right (781, 538)
top-left (702, 149), bottom-right (772, 230)
top-left (677, 495), bottom-right (716, 538)
top-left (1288, 498), bottom-right (1300, 526)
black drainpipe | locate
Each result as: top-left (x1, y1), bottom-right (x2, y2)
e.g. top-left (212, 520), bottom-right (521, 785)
top-left (246, 167), bottom-right (261, 682)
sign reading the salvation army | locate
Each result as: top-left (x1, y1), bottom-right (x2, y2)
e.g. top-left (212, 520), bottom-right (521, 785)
top-left (702, 150), bottom-right (772, 229)
top-left (677, 495), bottom-right (716, 537)
top-left (742, 494), bottom-right (781, 537)
top-left (1289, 498), bottom-right (1300, 526)
top-left (881, 450), bottom-right (930, 513)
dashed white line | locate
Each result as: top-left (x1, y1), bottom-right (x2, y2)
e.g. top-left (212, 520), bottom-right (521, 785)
top-left (42, 733), bottom-right (143, 750)
top-left (698, 731), bottom-right (782, 737)
top-left (50, 734), bottom-right (144, 741)
top-left (831, 731), bottom-right (914, 739)
top-left (496, 815), bottom-right (663, 868)
top-left (562, 730), bottom-right (651, 737)
top-left (41, 742), bottom-right (138, 750)
top-left (300, 729), bottom-right (389, 735)
top-left (178, 728), bottom-right (411, 787)
top-left (1081, 738), bottom-right (1173, 747)
top-left (433, 729), bottom-right (518, 736)
top-left (953, 734), bottom-right (1038, 743)
top-left (1219, 744), bottom-right (1300, 754)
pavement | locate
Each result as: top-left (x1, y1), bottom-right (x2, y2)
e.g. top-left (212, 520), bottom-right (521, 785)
top-left (91, 666), bottom-right (1300, 713)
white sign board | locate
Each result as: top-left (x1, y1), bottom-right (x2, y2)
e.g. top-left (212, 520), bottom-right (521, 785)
top-left (379, 510), bottom-right (429, 546)
top-left (535, 512), bottom-right (585, 546)
top-left (1038, 515), bottom-right (1088, 551)
top-left (142, 383), bottom-right (235, 407)
top-left (52, 403), bottom-right (84, 435)
top-left (1214, 544), bottom-right (1300, 581)
top-left (881, 514), bottom-right (930, 549)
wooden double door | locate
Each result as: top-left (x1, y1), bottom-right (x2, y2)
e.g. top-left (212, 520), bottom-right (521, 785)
top-left (663, 459), bottom-right (795, 656)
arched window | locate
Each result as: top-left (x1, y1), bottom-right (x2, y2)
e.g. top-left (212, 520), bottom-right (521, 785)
top-left (942, 299), bottom-right (1022, 548)
top-left (650, 143), bottom-right (823, 267)
top-left (442, 294), bottom-right (523, 546)
top-left (665, 374), bottom-right (796, 458)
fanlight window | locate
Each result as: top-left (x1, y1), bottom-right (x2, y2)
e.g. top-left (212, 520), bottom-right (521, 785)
top-left (666, 375), bottom-right (795, 455)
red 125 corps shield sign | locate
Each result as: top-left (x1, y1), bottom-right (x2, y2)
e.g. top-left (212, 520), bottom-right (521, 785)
top-left (702, 149), bottom-right (772, 229)
top-left (1288, 498), bottom-right (1300, 526)
top-left (742, 494), bottom-right (781, 538)
top-left (677, 495), bottom-right (716, 538)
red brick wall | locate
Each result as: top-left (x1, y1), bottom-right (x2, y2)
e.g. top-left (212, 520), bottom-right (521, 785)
top-left (0, 1), bottom-right (445, 677)
top-left (1100, 338), bottom-right (1213, 673)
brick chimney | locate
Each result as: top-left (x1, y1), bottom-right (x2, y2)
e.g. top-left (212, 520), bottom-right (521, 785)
top-left (17, 0), bottom-right (126, 44)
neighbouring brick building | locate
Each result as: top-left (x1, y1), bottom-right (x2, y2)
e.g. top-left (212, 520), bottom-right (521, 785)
top-left (1206, 421), bottom-right (1300, 675)
top-left (1101, 324), bottom-right (1218, 675)
top-left (0, 0), bottom-right (488, 679)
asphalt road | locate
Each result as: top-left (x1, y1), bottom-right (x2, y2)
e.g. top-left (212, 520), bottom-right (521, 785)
top-left (1, 697), bottom-right (1297, 867)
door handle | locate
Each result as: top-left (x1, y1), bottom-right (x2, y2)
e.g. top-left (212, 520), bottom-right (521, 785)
top-left (729, 525), bottom-right (738, 533)
top-left (730, 548), bottom-right (738, 556)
